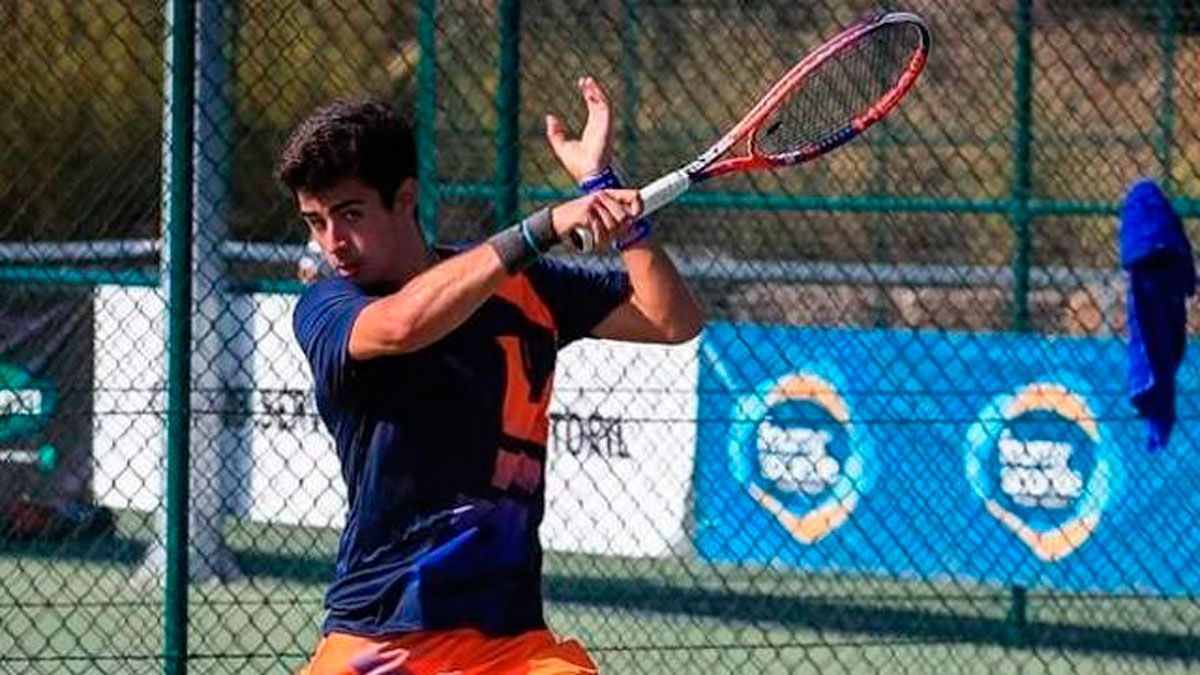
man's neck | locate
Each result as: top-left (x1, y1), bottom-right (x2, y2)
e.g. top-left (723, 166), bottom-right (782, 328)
top-left (387, 242), bottom-right (438, 289)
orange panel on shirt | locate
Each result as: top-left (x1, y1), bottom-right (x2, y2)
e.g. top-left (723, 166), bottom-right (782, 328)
top-left (494, 273), bottom-right (555, 333)
top-left (493, 273), bottom-right (555, 447)
top-left (496, 335), bottom-right (551, 446)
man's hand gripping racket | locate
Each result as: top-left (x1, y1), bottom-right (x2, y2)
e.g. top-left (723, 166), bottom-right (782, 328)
top-left (570, 11), bottom-right (931, 251)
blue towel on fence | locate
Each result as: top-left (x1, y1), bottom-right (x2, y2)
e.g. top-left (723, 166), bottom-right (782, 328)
top-left (1119, 179), bottom-right (1195, 452)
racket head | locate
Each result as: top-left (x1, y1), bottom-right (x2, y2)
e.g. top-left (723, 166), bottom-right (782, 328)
top-left (694, 12), bottom-right (931, 180)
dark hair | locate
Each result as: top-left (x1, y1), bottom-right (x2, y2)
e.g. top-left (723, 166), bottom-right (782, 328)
top-left (276, 98), bottom-right (416, 208)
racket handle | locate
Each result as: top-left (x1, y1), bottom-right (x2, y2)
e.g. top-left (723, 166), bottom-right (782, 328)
top-left (568, 170), bottom-right (692, 252)
top-left (639, 170), bottom-right (691, 217)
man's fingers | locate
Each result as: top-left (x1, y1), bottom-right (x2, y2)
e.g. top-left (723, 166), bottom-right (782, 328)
top-left (600, 189), bottom-right (643, 219)
top-left (594, 192), bottom-right (638, 242)
top-left (556, 191), bottom-right (641, 250)
top-left (620, 189), bottom-right (644, 219)
top-left (578, 76), bottom-right (612, 151)
top-left (544, 114), bottom-right (569, 150)
top-left (596, 198), bottom-right (623, 234)
top-left (579, 76), bottom-right (610, 109)
top-left (578, 197), bottom-right (619, 251)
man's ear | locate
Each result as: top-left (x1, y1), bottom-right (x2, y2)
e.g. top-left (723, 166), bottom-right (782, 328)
top-left (393, 177), bottom-right (422, 236)
top-left (394, 177), bottom-right (418, 212)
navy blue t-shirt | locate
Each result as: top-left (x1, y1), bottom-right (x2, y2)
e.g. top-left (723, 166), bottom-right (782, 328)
top-left (293, 253), bottom-right (629, 637)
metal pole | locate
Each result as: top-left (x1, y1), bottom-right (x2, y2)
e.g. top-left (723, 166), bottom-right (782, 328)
top-left (189, 0), bottom-right (241, 583)
top-left (1156, 0), bottom-right (1178, 190)
top-left (1011, 0), bottom-right (1034, 332)
top-left (417, 0), bottom-right (439, 242)
top-left (494, 0), bottom-right (521, 230)
top-left (162, 0), bottom-right (195, 672)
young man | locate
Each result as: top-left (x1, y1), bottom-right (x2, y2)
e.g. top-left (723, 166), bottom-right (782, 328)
top-left (281, 77), bottom-right (702, 674)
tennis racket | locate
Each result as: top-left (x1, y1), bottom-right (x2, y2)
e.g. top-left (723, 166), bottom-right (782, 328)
top-left (572, 11), bottom-right (931, 251)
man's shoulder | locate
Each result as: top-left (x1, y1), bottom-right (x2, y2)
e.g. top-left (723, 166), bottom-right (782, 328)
top-left (301, 275), bottom-right (361, 298)
top-left (296, 276), bottom-right (366, 313)
top-left (293, 276), bottom-right (373, 343)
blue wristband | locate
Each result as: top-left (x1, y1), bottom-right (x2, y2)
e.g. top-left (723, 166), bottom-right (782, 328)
top-left (579, 166), bottom-right (622, 192)
top-left (618, 219), bottom-right (653, 249)
top-left (577, 166), bottom-right (653, 250)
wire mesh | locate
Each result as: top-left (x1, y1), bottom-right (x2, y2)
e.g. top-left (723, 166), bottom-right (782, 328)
top-left (0, 0), bottom-right (1198, 673)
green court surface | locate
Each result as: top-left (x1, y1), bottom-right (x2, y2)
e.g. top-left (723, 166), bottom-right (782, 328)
top-left (0, 513), bottom-right (1195, 674)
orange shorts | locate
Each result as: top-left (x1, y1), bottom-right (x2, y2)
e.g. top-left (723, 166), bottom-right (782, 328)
top-left (298, 627), bottom-right (598, 675)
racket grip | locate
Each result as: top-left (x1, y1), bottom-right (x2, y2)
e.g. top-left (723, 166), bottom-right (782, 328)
top-left (567, 170), bottom-right (690, 252)
top-left (639, 170), bottom-right (691, 217)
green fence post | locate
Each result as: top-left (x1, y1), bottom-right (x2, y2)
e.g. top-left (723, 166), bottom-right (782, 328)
top-left (1011, 0), bottom-right (1033, 333)
top-left (1007, 0), bottom-right (1035, 642)
top-left (1156, 0), bottom-right (1178, 190)
top-left (870, 72), bottom-right (895, 328)
top-left (494, 0), bottom-right (522, 230)
top-left (417, 0), bottom-right (439, 243)
top-left (870, 147), bottom-right (892, 328)
top-left (620, 0), bottom-right (641, 179)
top-left (162, 0), bottom-right (196, 673)
top-left (1007, 584), bottom-right (1029, 646)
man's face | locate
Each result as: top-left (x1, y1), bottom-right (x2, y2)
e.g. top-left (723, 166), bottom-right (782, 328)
top-left (297, 177), bottom-right (413, 286)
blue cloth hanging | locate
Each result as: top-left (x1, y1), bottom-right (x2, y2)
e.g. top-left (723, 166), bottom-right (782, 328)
top-left (1119, 179), bottom-right (1195, 452)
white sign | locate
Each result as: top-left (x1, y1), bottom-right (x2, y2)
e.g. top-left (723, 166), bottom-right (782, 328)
top-left (542, 337), bottom-right (699, 558)
top-left (90, 288), bottom-right (700, 558)
top-left (248, 294), bottom-right (346, 528)
top-left (93, 285), bottom-right (165, 512)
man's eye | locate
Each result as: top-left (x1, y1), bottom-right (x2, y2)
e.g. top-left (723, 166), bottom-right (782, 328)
top-left (343, 209), bottom-right (362, 222)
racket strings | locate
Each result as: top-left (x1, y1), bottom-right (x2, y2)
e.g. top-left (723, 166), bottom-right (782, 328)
top-left (755, 22), bottom-right (920, 158)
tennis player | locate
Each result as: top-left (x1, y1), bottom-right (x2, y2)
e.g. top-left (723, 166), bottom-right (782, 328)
top-left (282, 75), bottom-right (702, 674)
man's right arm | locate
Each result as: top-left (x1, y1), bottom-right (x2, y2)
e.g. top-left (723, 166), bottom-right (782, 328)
top-left (348, 189), bottom-right (644, 360)
top-left (348, 243), bottom-right (510, 360)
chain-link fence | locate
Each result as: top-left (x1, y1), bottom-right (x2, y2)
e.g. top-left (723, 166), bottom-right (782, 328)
top-left (2, 0), bottom-right (1199, 673)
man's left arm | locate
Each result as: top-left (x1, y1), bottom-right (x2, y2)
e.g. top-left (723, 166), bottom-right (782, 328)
top-left (590, 241), bottom-right (704, 344)
top-left (542, 75), bottom-right (703, 344)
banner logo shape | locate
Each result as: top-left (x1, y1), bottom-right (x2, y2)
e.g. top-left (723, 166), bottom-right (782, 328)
top-left (965, 380), bottom-right (1117, 562)
top-left (728, 368), bottom-right (872, 544)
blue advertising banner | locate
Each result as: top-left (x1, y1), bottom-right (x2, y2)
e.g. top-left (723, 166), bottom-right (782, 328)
top-left (695, 323), bottom-right (1200, 594)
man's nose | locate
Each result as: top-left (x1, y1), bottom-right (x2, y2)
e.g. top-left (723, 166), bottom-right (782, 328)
top-left (324, 218), bottom-right (349, 247)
